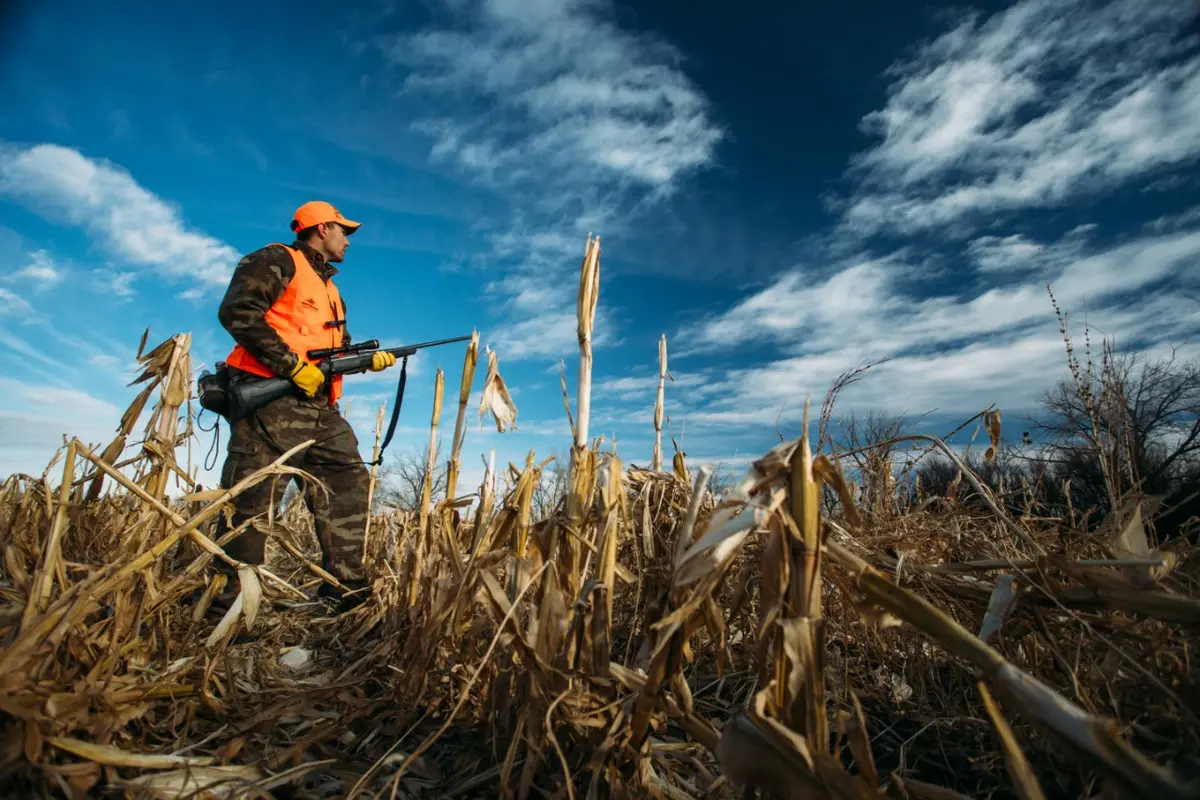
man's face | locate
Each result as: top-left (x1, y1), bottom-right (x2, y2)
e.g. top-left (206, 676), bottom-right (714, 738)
top-left (321, 222), bottom-right (350, 263)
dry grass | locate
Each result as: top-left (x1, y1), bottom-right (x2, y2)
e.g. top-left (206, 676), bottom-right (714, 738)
top-left (2, 240), bottom-right (1200, 799)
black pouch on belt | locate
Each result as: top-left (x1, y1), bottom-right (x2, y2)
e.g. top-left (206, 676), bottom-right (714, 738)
top-left (197, 362), bottom-right (231, 419)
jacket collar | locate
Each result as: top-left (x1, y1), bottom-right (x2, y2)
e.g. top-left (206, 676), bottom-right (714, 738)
top-left (291, 240), bottom-right (339, 280)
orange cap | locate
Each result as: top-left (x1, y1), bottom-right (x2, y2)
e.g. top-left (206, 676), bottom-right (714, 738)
top-left (290, 201), bottom-right (361, 234)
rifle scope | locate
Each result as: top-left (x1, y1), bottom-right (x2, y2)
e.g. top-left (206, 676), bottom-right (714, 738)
top-left (307, 339), bottom-right (380, 360)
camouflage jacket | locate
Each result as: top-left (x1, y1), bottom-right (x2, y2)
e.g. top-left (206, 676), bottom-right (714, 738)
top-left (217, 240), bottom-right (351, 380)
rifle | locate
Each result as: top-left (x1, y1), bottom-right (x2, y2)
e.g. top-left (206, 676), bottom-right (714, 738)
top-left (197, 334), bottom-right (472, 464)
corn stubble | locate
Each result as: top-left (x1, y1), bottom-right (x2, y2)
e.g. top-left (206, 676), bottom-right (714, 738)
top-left (2, 246), bottom-right (1200, 800)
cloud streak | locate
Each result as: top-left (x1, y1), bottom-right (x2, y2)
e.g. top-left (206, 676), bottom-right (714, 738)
top-left (381, 0), bottom-right (724, 361)
top-left (13, 250), bottom-right (64, 292)
top-left (0, 289), bottom-right (32, 318)
top-left (687, 225), bottom-right (1200, 366)
top-left (0, 143), bottom-right (239, 296)
top-left (0, 376), bottom-right (123, 479)
top-left (386, 0), bottom-right (722, 197)
top-left (835, 0), bottom-right (1200, 239)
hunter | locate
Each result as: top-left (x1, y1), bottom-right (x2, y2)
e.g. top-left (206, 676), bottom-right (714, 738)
top-left (212, 201), bottom-right (395, 611)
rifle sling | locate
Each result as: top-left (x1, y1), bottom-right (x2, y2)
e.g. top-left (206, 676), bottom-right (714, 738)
top-left (375, 355), bottom-right (408, 465)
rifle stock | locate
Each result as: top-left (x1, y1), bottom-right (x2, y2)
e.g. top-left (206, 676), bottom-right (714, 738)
top-left (222, 335), bottom-right (471, 424)
top-left (226, 376), bottom-right (297, 423)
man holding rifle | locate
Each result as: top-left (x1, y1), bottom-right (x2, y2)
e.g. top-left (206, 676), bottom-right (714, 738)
top-left (212, 201), bottom-right (394, 610)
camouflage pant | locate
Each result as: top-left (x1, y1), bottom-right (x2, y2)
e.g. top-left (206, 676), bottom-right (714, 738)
top-left (214, 392), bottom-right (370, 584)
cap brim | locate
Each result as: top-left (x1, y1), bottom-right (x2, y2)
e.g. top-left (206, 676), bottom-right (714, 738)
top-left (340, 219), bottom-right (361, 234)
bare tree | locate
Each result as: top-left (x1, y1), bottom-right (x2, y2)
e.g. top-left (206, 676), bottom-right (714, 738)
top-left (373, 443), bottom-right (449, 513)
top-left (1030, 350), bottom-right (1200, 500)
top-left (530, 450), bottom-right (570, 519)
top-left (904, 444), bottom-right (1038, 516)
top-left (703, 460), bottom-right (738, 501)
top-left (1027, 347), bottom-right (1200, 539)
top-left (830, 409), bottom-right (915, 516)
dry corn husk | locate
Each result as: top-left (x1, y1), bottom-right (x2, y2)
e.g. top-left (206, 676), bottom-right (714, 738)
top-left (479, 346), bottom-right (518, 432)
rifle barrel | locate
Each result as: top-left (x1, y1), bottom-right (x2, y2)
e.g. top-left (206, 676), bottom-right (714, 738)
top-left (382, 334), bottom-right (473, 351)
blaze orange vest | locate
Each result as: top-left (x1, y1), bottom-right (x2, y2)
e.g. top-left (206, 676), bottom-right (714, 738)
top-left (226, 244), bottom-right (345, 405)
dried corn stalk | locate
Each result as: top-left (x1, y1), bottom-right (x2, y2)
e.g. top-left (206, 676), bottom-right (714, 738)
top-left (364, 404), bottom-right (386, 545)
top-left (422, 368), bottom-right (448, 568)
top-left (137, 333), bottom-right (193, 500)
top-left (651, 334), bottom-right (668, 471)
top-left (445, 329), bottom-right (480, 507)
top-left (562, 234), bottom-right (602, 591)
top-left (574, 234), bottom-right (600, 459)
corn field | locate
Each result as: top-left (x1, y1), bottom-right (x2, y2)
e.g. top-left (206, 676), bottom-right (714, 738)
top-left (2, 236), bottom-right (1199, 799)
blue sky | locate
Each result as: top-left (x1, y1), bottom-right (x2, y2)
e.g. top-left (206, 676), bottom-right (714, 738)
top-left (2, 0), bottom-right (1199, 494)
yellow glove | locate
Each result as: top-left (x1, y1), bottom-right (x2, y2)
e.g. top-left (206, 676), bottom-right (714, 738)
top-left (290, 361), bottom-right (325, 397)
top-left (370, 351), bottom-right (396, 372)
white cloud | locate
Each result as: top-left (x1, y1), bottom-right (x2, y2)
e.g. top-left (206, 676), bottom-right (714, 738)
top-left (486, 310), bottom-right (580, 360)
top-left (0, 374), bottom-right (216, 496)
top-left (14, 250), bottom-right (64, 291)
top-left (836, 0), bottom-right (1200, 238)
top-left (678, 223), bottom-right (1200, 431)
top-left (0, 329), bottom-right (61, 371)
top-left (384, 0), bottom-right (722, 362)
top-left (0, 379), bottom-right (117, 418)
top-left (1051, 228), bottom-right (1200, 299)
top-left (0, 288), bottom-right (32, 317)
top-left (0, 377), bottom-right (123, 480)
top-left (90, 269), bottom-right (138, 299)
top-left (485, 263), bottom-right (575, 313)
top-left (967, 235), bottom-right (1046, 274)
top-left (490, 229), bottom-right (580, 261)
top-left (691, 259), bottom-right (896, 351)
top-left (0, 143), bottom-right (239, 293)
top-left (387, 0), bottom-right (722, 195)
top-left (591, 369), bottom-right (719, 406)
top-left (679, 332), bottom-right (1079, 430)
top-left (33, 328), bottom-right (138, 377)
top-left (475, 237), bottom-right (627, 359)
top-left (694, 213), bottom-right (1200, 354)
top-left (1146, 205), bottom-right (1200, 234)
